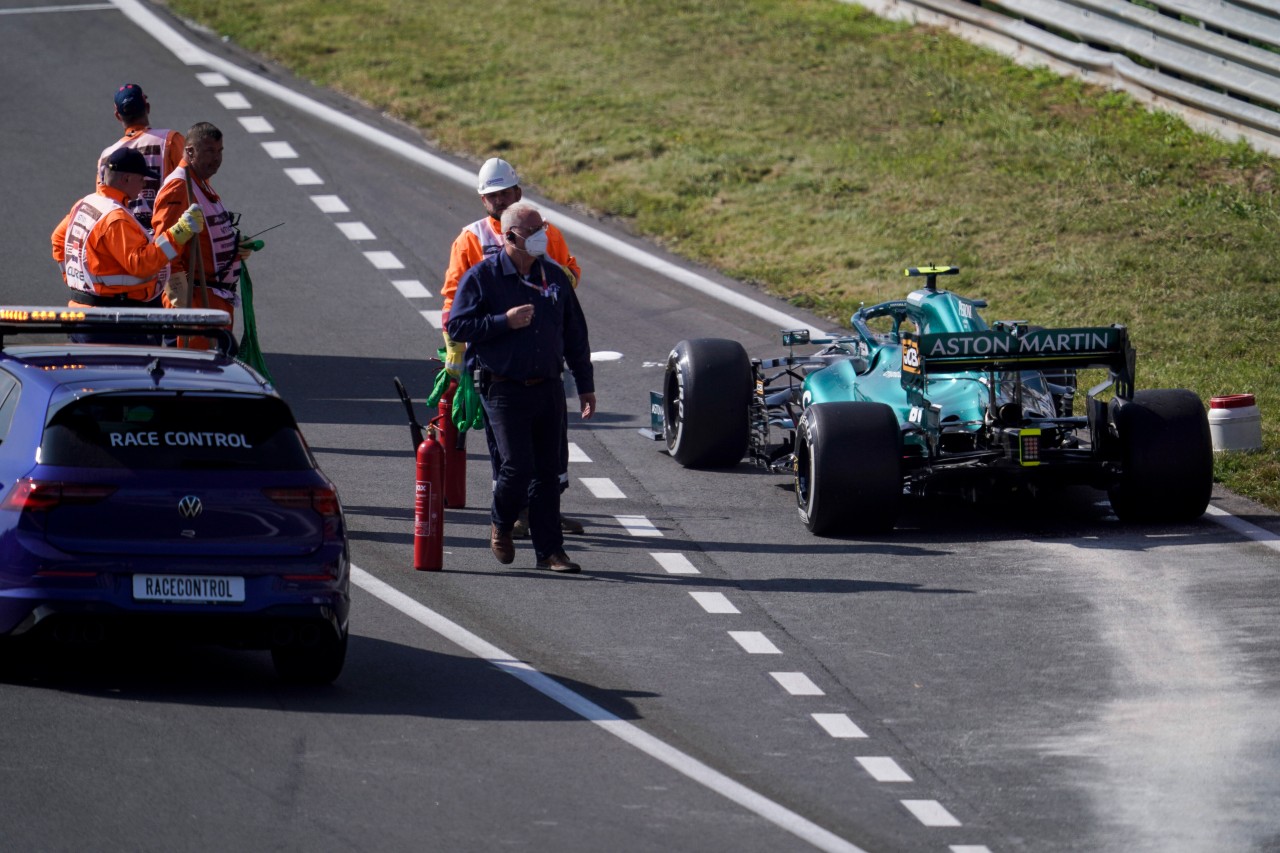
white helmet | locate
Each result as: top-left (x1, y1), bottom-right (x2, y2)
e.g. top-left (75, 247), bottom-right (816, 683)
top-left (476, 158), bottom-right (519, 195)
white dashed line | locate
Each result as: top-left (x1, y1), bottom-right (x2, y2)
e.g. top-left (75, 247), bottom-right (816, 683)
top-left (363, 251), bottom-right (404, 270)
top-left (238, 116), bottom-right (274, 134)
top-left (337, 221), bottom-right (377, 240)
top-left (310, 194), bottom-right (348, 213)
top-left (261, 140), bottom-right (298, 159)
top-left (901, 800), bottom-right (961, 827)
top-left (196, 71), bottom-right (229, 86)
top-left (392, 280), bottom-right (432, 298)
top-left (689, 592), bottom-right (739, 614)
top-left (615, 515), bottom-right (662, 537)
top-left (857, 757), bottom-right (912, 783)
top-left (651, 552), bottom-right (699, 574)
top-left (580, 478), bottom-right (625, 499)
top-left (950, 846), bottom-right (994, 853)
top-left (420, 309), bottom-right (443, 328)
top-left (770, 671), bottom-right (823, 696)
top-left (811, 713), bottom-right (867, 739)
top-left (729, 631), bottom-right (781, 654)
top-left (214, 91), bottom-right (251, 109)
top-left (284, 167), bottom-right (323, 185)
top-left (567, 442), bottom-right (591, 463)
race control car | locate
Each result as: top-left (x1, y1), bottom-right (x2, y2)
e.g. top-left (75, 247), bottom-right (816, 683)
top-left (0, 307), bottom-right (349, 682)
top-left (644, 267), bottom-right (1213, 535)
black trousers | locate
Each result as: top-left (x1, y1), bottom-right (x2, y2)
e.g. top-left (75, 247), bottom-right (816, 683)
top-left (481, 378), bottom-right (565, 559)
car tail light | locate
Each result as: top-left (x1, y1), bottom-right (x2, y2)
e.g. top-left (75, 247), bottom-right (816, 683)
top-left (263, 486), bottom-right (343, 539)
top-left (1, 479), bottom-right (117, 511)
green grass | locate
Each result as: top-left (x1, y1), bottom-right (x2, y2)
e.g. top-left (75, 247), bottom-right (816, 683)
top-left (161, 0), bottom-right (1280, 509)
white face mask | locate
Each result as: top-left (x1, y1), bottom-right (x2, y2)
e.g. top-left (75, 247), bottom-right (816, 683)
top-left (521, 227), bottom-right (549, 257)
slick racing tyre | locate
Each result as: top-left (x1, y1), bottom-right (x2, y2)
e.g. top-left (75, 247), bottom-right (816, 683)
top-left (1107, 389), bottom-right (1212, 523)
top-left (796, 401), bottom-right (901, 535)
top-left (663, 338), bottom-right (752, 468)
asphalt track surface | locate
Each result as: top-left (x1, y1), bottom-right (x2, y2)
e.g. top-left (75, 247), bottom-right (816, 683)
top-left (3, 2), bottom-right (1280, 852)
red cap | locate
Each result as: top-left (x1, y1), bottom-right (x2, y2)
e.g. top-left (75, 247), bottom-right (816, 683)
top-left (1210, 394), bottom-right (1256, 409)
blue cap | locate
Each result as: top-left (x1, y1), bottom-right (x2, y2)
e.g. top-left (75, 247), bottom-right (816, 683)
top-left (113, 83), bottom-right (147, 115)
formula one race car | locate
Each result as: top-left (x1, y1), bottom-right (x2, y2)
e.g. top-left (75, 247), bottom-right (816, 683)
top-left (644, 266), bottom-right (1213, 535)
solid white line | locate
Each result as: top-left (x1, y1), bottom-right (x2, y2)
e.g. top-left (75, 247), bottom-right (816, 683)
top-left (310, 194), bottom-right (349, 213)
top-left (615, 515), bottom-right (662, 537)
top-left (261, 140), bottom-right (299, 159)
top-left (1205, 505), bottom-right (1280, 554)
top-left (392, 280), bottom-right (432, 298)
top-left (770, 672), bottom-right (823, 696)
top-left (214, 91), bottom-right (251, 110)
top-left (857, 757), bottom-right (911, 783)
top-left (689, 591), bottom-right (739, 614)
top-left (729, 631), bottom-right (781, 654)
top-left (363, 251), bottom-right (404, 270)
top-left (567, 443), bottom-right (591, 463)
top-left (337, 222), bottom-right (377, 241)
top-left (239, 116), bottom-right (274, 134)
top-left (349, 566), bottom-right (867, 853)
top-left (196, 71), bottom-right (229, 86)
top-left (0, 4), bottom-right (114, 14)
top-left (901, 799), bottom-right (961, 827)
top-left (651, 552), bottom-right (699, 574)
top-left (581, 478), bottom-right (625, 499)
top-left (811, 713), bottom-right (867, 739)
top-left (283, 167), bottom-right (323, 186)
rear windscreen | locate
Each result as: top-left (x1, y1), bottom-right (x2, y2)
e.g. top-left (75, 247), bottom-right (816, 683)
top-left (40, 394), bottom-right (315, 470)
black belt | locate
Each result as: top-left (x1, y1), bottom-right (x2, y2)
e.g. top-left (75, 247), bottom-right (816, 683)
top-left (69, 290), bottom-right (158, 308)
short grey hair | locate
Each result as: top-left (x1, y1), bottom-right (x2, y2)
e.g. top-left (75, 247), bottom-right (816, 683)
top-left (500, 201), bottom-right (540, 233)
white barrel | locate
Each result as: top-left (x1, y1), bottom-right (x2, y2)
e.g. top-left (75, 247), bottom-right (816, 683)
top-left (1208, 394), bottom-right (1262, 453)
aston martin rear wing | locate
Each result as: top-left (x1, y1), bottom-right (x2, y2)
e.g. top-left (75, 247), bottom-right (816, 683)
top-left (902, 325), bottom-right (1135, 400)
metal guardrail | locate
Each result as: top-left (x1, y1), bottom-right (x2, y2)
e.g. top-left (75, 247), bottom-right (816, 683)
top-left (849, 0), bottom-right (1280, 155)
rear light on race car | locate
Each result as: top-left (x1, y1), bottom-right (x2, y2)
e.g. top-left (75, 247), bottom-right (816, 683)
top-left (0, 479), bottom-right (117, 511)
top-left (1018, 429), bottom-right (1042, 466)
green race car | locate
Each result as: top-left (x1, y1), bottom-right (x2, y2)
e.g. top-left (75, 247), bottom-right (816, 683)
top-left (646, 266), bottom-right (1213, 535)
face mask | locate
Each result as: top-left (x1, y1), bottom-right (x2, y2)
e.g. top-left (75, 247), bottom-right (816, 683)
top-left (522, 227), bottom-right (549, 257)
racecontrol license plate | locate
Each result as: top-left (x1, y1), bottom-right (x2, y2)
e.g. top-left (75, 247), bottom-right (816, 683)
top-left (133, 575), bottom-right (245, 603)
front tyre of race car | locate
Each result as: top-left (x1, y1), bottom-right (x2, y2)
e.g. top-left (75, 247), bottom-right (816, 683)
top-left (796, 401), bottom-right (901, 535)
top-left (1107, 389), bottom-right (1213, 523)
top-left (663, 338), bottom-right (752, 468)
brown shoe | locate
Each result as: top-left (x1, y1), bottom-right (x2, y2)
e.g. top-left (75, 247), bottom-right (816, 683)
top-left (535, 551), bottom-right (581, 573)
top-left (490, 523), bottom-right (515, 565)
top-left (559, 514), bottom-right (585, 535)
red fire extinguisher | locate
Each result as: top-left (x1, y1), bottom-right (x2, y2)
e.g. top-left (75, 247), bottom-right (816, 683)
top-left (414, 419), bottom-right (445, 572)
top-left (438, 380), bottom-right (467, 508)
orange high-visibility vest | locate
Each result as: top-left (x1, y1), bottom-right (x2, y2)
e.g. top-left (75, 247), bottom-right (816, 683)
top-left (52, 188), bottom-right (178, 305)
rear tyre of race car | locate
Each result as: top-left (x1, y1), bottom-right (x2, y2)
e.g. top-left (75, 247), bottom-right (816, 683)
top-left (271, 623), bottom-right (348, 684)
top-left (663, 338), bottom-right (752, 468)
top-left (796, 401), bottom-right (900, 535)
top-left (1107, 389), bottom-right (1213, 523)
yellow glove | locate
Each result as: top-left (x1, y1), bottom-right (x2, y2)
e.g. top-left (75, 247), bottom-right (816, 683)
top-left (443, 329), bottom-right (466, 378)
top-left (167, 204), bottom-right (205, 246)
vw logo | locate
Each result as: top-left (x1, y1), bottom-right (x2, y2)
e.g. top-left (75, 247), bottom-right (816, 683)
top-left (177, 495), bottom-right (203, 519)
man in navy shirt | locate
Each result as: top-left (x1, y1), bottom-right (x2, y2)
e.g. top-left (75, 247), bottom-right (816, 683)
top-left (447, 202), bottom-right (596, 573)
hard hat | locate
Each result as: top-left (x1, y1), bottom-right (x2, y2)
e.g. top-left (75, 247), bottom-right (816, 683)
top-left (476, 158), bottom-right (519, 195)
